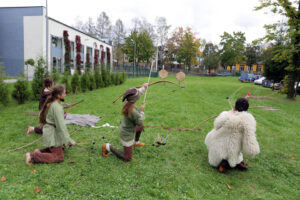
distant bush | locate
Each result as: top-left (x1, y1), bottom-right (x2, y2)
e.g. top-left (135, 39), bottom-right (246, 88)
top-left (89, 72), bottom-right (96, 91)
top-left (12, 79), bottom-right (30, 104)
top-left (0, 81), bottom-right (9, 105)
top-left (51, 66), bottom-right (60, 83)
top-left (0, 63), bottom-right (9, 105)
top-left (94, 66), bottom-right (104, 88)
top-left (71, 70), bottom-right (80, 93)
top-left (31, 58), bottom-right (48, 100)
top-left (80, 72), bottom-right (90, 92)
top-left (62, 73), bottom-right (72, 94)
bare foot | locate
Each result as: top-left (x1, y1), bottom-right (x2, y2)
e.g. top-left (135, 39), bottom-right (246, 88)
top-left (25, 153), bottom-right (32, 165)
top-left (34, 149), bottom-right (41, 153)
top-left (26, 126), bottom-right (33, 135)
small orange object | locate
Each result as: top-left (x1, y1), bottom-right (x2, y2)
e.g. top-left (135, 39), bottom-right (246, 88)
top-left (136, 164), bottom-right (139, 167)
top-left (195, 165), bottom-right (199, 169)
top-left (32, 169), bottom-right (37, 174)
top-left (226, 184), bottom-right (232, 190)
top-left (1, 176), bottom-right (6, 182)
top-left (291, 155), bottom-right (295, 159)
top-left (35, 187), bottom-right (40, 193)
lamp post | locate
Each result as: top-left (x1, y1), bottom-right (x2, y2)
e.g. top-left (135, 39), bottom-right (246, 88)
top-left (132, 39), bottom-right (136, 77)
top-left (46, 0), bottom-right (49, 67)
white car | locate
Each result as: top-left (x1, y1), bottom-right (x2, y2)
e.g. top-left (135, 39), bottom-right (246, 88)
top-left (254, 77), bottom-right (266, 85)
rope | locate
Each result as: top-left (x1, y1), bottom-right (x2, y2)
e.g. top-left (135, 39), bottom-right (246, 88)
top-left (143, 60), bottom-right (154, 103)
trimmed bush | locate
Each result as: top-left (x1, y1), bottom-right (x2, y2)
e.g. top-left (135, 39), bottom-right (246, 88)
top-left (0, 81), bottom-right (9, 105)
top-left (94, 66), bottom-right (104, 89)
top-left (51, 66), bottom-right (60, 83)
top-left (12, 79), bottom-right (30, 104)
top-left (80, 72), bottom-right (89, 92)
top-left (71, 71), bottom-right (80, 93)
top-left (62, 73), bottom-right (72, 94)
top-left (31, 58), bottom-right (48, 100)
top-left (0, 63), bottom-right (9, 105)
top-left (89, 73), bottom-right (96, 91)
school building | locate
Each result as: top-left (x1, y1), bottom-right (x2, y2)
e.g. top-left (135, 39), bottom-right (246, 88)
top-left (226, 63), bottom-right (264, 74)
top-left (0, 6), bottom-right (112, 78)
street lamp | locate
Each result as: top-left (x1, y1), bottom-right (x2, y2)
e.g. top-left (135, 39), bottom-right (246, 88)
top-left (131, 39), bottom-right (136, 77)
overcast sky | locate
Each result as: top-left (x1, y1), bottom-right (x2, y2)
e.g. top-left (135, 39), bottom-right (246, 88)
top-left (1, 0), bottom-right (283, 44)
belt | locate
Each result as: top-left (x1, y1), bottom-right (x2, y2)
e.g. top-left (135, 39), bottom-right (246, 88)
top-left (46, 123), bottom-right (56, 128)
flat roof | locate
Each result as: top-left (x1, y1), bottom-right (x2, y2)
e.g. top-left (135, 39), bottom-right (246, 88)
top-left (0, 6), bottom-right (111, 46)
top-left (49, 17), bottom-right (111, 46)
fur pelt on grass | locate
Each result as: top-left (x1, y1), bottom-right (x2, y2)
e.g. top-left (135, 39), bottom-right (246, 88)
top-left (205, 111), bottom-right (260, 168)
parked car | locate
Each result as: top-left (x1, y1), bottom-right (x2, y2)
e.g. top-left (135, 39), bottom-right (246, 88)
top-left (239, 72), bottom-right (254, 82)
top-left (251, 75), bottom-right (261, 82)
top-left (254, 77), bottom-right (266, 85)
top-left (262, 79), bottom-right (273, 88)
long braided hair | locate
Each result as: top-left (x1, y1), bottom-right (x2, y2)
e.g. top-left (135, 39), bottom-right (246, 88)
top-left (122, 102), bottom-right (135, 117)
top-left (39, 85), bottom-right (65, 125)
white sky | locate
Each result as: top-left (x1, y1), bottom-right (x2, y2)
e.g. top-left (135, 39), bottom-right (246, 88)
top-left (0, 0), bottom-right (283, 44)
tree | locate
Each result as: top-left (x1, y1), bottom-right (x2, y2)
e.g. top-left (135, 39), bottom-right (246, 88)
top-left (85, 17), bottom-right (97, 37)
top-left (203, 43), bottom-right (219, 73)
top-left (245, 43), bottom-right (262, 69)
top-left (166, 27), bottom-right (201, 69)
top-left (112, 19), bottom-right (126, 66)
top-left (255, 0), bottom-right (300, 98)
top-left (219, 32), bottom-right (246, 68)
top-left (155, 17), bottom-right (171, 65)
top-left (96, 12), bottom-right (112, 40)
top-left (263, 45), bottom-right (288, 82)
top-left (122, 30), bottom-right (155, 65)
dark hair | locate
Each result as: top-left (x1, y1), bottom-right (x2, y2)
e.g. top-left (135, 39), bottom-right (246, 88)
top-left (235, 98), bottom-right (249, 112)
top-left (44, 78), bottom-right (53, 88)
top-left (39, 85), bottom-right (65, 124)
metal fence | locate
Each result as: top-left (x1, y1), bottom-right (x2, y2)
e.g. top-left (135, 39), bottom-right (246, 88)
top-left (112, 64), bottom-right (158, 78)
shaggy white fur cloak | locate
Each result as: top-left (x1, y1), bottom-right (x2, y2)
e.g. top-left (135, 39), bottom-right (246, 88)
top-left (205, 111), bottom-right (260, 167)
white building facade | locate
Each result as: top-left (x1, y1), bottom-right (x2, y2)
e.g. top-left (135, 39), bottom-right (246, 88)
top-left (0, 6), bottom-right (113, 78)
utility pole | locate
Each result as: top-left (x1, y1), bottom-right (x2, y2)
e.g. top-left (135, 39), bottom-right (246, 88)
top-left (46, 0), bottom-right (49, 69)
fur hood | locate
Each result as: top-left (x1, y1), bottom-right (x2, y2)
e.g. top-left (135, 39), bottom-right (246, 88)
top-left (205, 111), bottom-right (260, 167)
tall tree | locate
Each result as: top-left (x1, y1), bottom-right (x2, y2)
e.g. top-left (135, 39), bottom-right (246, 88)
top-left (112, 19), bottom-right (126, 66)
top-left (263, 45), bottom-right (289, 82)
top-left (255, 0), bottom-right (300, 98)
top-left (245, 43), bottom-right (262, 70)
top-left (96, 12), bottom-right (112, 40)
top-left (155, 17), bottom-right (171, 46)
top-left (219, 32), bottom-right (246, 68)
top-left (166, 27), bottom-right (201, 69)
top-left (73, 16), bottom-right (85, 32)
top-left (203, 43), bottom-right (219, 73)
top-left (84, 17), bottom-right (97, 37)
top-left (122, 30), bottom-right (155, 65)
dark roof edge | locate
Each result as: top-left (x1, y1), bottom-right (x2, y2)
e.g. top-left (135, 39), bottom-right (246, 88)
top-left (49, 17), bottom-right (111, 46)
top-left (0, 6), bottom-right (45, 9)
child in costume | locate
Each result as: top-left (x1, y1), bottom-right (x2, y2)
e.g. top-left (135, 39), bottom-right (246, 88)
top-left (25, 85), bottom-right (75, 164)
top-left (102, 83), bottom-right (148, 162)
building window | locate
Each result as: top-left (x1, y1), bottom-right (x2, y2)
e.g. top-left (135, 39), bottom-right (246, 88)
top-left (51, 37), bottom-right (62, 48)
top-left (257, 66), bottom-right (262, 72)
top-left (240, 65), bottom-right (244, 71)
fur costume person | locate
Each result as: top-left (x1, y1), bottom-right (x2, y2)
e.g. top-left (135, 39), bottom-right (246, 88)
top-left (205, 98), bottom-right (260, 172)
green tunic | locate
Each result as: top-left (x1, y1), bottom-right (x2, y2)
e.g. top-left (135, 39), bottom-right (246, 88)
top-left (42, 101), bottom-right (75, 147)
top-left (119, 106), bottom-right (145, 142)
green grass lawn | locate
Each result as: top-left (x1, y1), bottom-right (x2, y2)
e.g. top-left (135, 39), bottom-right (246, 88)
top-left (0, 76), bottom-right (299, 199)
